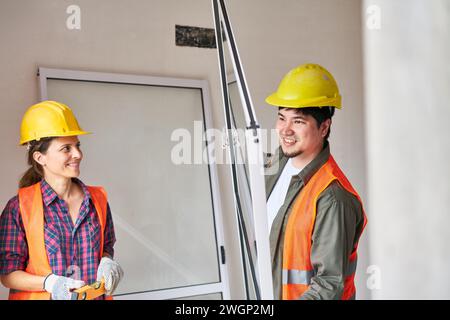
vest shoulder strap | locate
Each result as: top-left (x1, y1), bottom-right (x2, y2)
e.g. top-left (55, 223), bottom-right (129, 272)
top-left (11, 183), bottom-right (52, 300)
top-left (18, 182), bottom-right (52, 276)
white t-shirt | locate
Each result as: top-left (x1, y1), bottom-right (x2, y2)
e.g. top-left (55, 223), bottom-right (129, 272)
top-left (266, 158), bottom-right (303, 232)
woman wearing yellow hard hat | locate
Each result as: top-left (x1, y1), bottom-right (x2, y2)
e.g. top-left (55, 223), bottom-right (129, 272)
top-left (0, 101), bottom-right (123, 300)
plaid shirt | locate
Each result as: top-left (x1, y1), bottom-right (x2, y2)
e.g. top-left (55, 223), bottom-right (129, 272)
top-left (0, 179), bottom-right (116, 289)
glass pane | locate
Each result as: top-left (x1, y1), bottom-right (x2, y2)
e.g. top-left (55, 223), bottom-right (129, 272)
top-left (221, 30), bottom-right (259, 298)
top-left (228, 81), bottom-right (258, 300)
top-left (47, 79), bottom-right (220, 295)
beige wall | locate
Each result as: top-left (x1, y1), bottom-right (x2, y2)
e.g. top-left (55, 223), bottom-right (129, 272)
top-left (0, 0), bottom-right (367, 299)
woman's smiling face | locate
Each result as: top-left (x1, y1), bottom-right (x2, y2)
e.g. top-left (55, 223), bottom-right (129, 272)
top-left (33, 136), bottom-right (83, 180)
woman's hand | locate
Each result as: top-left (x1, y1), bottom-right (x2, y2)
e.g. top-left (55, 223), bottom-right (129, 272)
top-left (96, 256), bottom-right (124, 295)
top-left (44, 274), bottom-right (85, 300)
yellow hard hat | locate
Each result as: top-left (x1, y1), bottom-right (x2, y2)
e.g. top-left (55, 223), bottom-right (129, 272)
top-left (19, 100), bottom-right (90, 145)
top-left (265, 63), bottom-right (341, 109)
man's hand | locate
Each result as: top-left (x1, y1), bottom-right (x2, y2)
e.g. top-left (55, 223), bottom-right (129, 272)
top-left (96, 256), bottom-right (124, 295)
top-left (44, 274), bottom-right (85, 300)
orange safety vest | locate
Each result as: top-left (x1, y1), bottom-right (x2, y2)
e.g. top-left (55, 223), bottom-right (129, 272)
top-left (282, 155), bottom-right (367, 300)
top-left (9, 182), bottom-right (109, 300)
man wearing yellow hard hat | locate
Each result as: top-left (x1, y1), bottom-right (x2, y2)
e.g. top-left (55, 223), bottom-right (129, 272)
top-left (0, 101), bottom-right (123, 300)
top-left (265, 63), bottom-right (367, 300)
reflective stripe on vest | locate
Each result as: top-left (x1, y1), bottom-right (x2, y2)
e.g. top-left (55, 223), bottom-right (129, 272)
top-left (282, 155), bottom-right (367, 300)
top-left (8, 182), bottom-right (108, 300)
top-left (283, 258), bottom-right (358, 286)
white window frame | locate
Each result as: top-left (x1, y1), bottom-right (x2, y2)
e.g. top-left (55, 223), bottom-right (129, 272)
top-left (38, 67), bottom-right (230, 300)
top-left (212, 0), bottom-right (273, 299)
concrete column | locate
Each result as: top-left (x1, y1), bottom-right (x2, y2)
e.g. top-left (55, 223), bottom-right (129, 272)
top-left (363, 0), bottom-right (450, 299)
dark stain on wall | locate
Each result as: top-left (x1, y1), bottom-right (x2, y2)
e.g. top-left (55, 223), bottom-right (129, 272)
top-left (176, 25), bottom-right (226, 49)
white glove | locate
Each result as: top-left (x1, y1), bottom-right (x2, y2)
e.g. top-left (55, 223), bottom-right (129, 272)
top-left (96, 256), bottom-right (124, 295)
top-left (44, 274), bottom-right (85, 300)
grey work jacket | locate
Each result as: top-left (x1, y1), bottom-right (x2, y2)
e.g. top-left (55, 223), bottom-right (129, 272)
top-left (265, 143), bottom-right (365, 300)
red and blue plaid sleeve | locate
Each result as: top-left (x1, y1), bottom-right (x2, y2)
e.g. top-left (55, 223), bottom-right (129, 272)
top-left (102, 203), bottom-right (116, 258)
top-left (0, 196), bottom-right (28, 274)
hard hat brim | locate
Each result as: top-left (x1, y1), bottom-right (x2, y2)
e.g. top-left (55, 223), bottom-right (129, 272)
top-left (19, 130), bottom-right (91, 145)
top-left (265, 92), bottom-right (342, 109)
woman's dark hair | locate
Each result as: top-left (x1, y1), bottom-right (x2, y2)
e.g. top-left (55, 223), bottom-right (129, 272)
top-left (19, 137), bottom-right (54, 188)
top-left (279, 106), bottom-right (334, 141)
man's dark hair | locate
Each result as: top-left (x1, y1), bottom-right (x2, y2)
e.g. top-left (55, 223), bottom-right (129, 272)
top-left (279, 106), bottom-right (335, 141)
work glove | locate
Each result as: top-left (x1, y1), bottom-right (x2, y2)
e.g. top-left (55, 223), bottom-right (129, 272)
top-left (96, 256), bottom-right (124, 295)
top-left (44, 274), bottom-right (85, 300)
